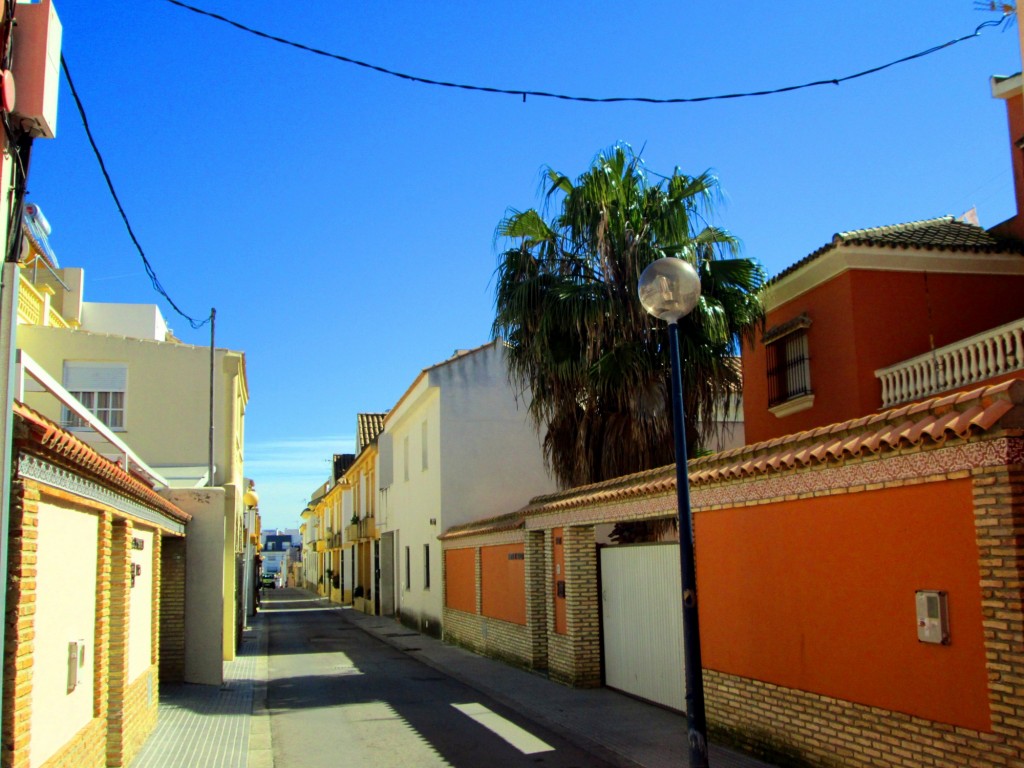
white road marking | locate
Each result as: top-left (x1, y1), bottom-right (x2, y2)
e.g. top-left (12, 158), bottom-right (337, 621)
top-left (451, 702), bottom-right (555, 755)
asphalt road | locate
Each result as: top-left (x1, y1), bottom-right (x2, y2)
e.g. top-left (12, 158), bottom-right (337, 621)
top-left (262, 588), bottom-right (613, 768)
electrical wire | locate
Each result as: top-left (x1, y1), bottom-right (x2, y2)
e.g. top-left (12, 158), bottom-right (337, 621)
top-left (60, 55), bottom-right (212, 330)
top-left (165, 1), bottom-right (1012, 105)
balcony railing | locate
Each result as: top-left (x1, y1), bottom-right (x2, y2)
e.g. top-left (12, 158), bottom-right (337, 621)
top-left (359, 517), bottom-right (376, 539)
top-left (18, 274), bottom-right (70, 329)
top-left (876, 317), bottom-right (1024, 408)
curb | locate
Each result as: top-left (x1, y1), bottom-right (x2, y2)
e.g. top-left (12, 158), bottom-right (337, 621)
top-left (247, 614), bottom-right (274, 768)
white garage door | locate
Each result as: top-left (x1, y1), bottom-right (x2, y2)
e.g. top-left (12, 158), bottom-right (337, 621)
top-left (600, 543), bottom-right (686, 711)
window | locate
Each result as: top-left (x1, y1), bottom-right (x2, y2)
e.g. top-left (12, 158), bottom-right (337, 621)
top-left (403, 436), bottom-right (410, 482)
top-left (404, 546), bottom-right (411, 590)
top-left (423, 544), bottom-right (430, 589)
top-left (62, 362), bottom-right (127, 429)
top-left (765, 315), bottom-right (812, 407)
top-left (421, 420), bottom-right (428, 470)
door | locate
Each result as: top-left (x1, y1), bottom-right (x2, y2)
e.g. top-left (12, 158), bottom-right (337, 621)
top-left (600, 543), bottom-right (685, 711)
top-left (380, 531), bottom-right (395, 617)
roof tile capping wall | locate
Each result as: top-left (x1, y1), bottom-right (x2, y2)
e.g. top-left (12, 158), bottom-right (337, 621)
top-left (770, 216), bottom-right (1024, 285)
top-left (13, 401), bottom-right (190, 524)
top-left (442, 378), bottom-right (1024, 539)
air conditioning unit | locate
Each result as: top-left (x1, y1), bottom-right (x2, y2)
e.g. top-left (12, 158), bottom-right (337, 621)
top-left (11, 0), bottom-right (62, 138)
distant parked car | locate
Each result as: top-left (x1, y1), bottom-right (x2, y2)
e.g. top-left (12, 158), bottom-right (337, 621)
top-left (260, 573), bottom-right (277, 589)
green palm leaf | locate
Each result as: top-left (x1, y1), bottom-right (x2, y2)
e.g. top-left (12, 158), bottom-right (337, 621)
top-left (493, 143), bottom-right (765, 488)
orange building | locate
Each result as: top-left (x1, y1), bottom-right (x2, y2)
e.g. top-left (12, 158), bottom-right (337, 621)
top-left (742, 74), bottom-right (1024, 445)
top-left (741, 218), bottom-right (1024, 444)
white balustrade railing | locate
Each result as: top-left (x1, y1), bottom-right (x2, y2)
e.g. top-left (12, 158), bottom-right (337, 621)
top-left (875, 317), bottom-right (1024, 408)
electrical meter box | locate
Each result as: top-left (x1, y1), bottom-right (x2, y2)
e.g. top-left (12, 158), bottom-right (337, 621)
top-left (66, 639), bottom-right (85, 692)
top-left (915, 590), bottom-right (949, 645)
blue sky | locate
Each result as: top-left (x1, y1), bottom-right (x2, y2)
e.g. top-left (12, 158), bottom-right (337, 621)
top-left (24, 2), bottom-right (1022, 529)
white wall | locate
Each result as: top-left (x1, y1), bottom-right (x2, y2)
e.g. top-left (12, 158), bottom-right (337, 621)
top-left (79, 302), bottom-right (168, 341)
top-left (380, 343), bottom-right (555, 634)
top-left (383, 386), bottom-right (442, 630)
top-left (164, 487), bottom-right (226, 685)
top-left (128, 527), bottom-right (154, 682)
top-left (31, 504), bottom-right (98, 768)
top-left (436, 343), bottom-right (556, 527)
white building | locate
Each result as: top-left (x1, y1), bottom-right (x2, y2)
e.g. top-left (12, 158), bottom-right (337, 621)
top-left (377, 341), bottom-right (556, 637)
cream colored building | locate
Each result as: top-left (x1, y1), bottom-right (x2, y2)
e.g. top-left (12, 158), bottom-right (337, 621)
top-left (377, 341), bottom-right (556, 636)
top-left (14, 234), bottom-right (249, 682)
top-left (340, 414), bottom-right (384, 614)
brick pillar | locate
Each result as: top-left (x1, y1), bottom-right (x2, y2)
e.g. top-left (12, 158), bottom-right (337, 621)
top-left (106, 519), bottom-right (132, 767)
top-left (158, 537), bottom-right (186, 683)
top-left (2, 480), bottom-right (38, 768)
top-left (524, 530), bottom-right (548, 670)
top-left (150, 534), bottom-right (161, 672)
top-left (560, 525), bottom-right (601, 687)
top-left (94, 511), bottom-right (113, 721)
top-left (973, 464), bottom-right (1024, 748)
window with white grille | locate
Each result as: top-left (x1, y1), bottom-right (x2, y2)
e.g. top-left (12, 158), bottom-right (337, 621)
top-left (61, 362), bottom-right (127, 429)
top-left (764, 316), bottom-right (812, 407)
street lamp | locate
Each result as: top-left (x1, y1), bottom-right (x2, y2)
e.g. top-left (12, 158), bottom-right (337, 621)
top-left (637, 257), bottom-right (709, 768)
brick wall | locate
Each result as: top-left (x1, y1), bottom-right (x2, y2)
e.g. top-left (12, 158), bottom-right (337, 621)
top-left (531, 440), bottom-right (1024, 767)
top-left (442, 607), bottom-right (535, 667)
top-left (105, 519), bottom-right (132, 767)
top-left (3, 479), bottom-right (38, 768)
top-left (159, 537), bottom-right (186, 682)
top-left (113, 670), bottom-right (157, 767)
top-left (524, 531), bottom-right (547, 670)
top-left (546, 525), bottom-right (600, 687)
top-left (442, 535), bottom-right (550, 670)
top-left (36, 718), bottom-right (106, 768)
top-left (3, 481), bottom-right (111, 768)
top-left (3, 475), bottom-right (170, 768)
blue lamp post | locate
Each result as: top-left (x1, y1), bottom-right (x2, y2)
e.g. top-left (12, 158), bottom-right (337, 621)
top-left (637, 256), bottom-right (709, 768)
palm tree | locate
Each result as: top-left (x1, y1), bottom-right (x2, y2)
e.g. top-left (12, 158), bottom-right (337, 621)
top-left (493, 144), bottom-right (764, 489)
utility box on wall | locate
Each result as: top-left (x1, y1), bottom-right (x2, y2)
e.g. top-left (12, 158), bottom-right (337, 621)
top-left (915, 590), bottom-right (950, 645)
top-left (12, 0), bottom-right (62, 138)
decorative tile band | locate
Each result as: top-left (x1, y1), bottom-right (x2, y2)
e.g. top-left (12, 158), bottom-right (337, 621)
top-left (18, 454), bottom-right (185, 535)
top-left (441, 529), bottom-right (524, 550)
top-left (526, 438), bottom-right (1024, 530)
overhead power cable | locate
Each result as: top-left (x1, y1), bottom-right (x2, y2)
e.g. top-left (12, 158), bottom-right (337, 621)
top-left (166, 1), bottom-right (1011, 105)
top-left (60, 55), bottom-right (211, 330)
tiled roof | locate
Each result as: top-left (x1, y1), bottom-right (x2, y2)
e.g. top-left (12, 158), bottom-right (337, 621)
top-left (356, 413), bottom-right (386, 453)
top-left (13, 402), bottom-right (191, 524)
top-left (440, 510), bottom-right (525, 540)
top-left (772, 216), bottom-right (1022, 284)
top-left (443, 378), bottom-right (1024, 537)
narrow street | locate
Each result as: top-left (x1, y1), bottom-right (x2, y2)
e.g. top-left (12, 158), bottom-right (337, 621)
top-left (262, 588), bottom-right (614, 768)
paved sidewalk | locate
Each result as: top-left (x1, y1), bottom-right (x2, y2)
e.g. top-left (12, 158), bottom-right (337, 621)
top-left (133, 591), bottom-right (775, 768)
top-left (130, 614), bottom-right (268, 768)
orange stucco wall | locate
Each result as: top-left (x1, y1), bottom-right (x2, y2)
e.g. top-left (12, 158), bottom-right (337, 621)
top-left (481, 544), bottom-right (526, 625)
top-left (444, 548), bottom-right (476, 614)
top-left (743, 269), bottom-right (1024, 443)
top-left (552, 528), bottom-right (566, 634)
top-left (696, 479), bottom-right (989, 731)
top-left (997, 90), bottom-right (1024, 239)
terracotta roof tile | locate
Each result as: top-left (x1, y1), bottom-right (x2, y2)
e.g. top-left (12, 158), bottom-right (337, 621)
top-left (13, 402), bottom-right (190, 525)
top-left (448, 378), bottom-right (1024, 536)
top-left (771, 216), bottom-right (1022, 284)
top-left (356, 413), bottom-right (386, 453)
